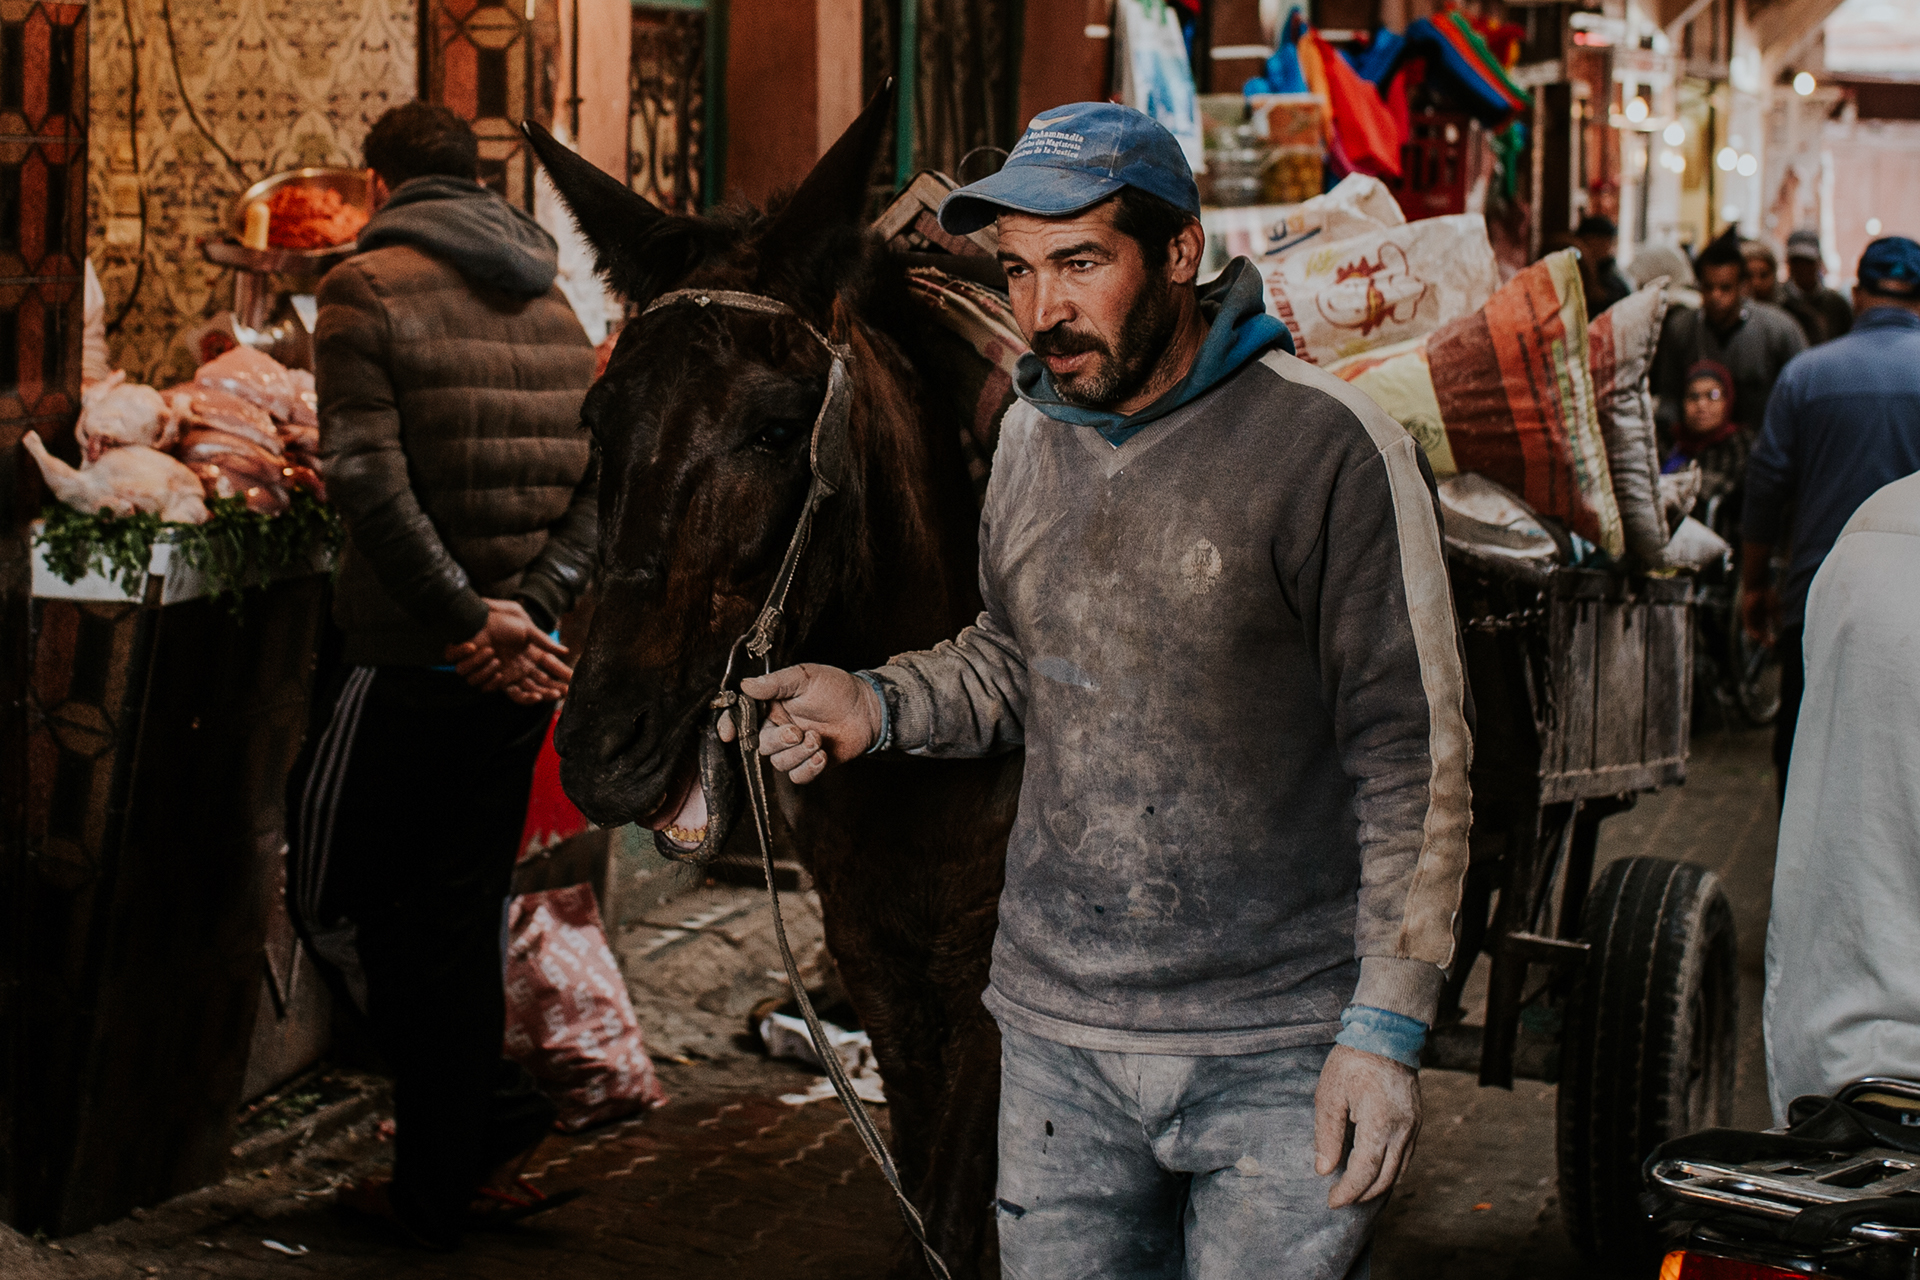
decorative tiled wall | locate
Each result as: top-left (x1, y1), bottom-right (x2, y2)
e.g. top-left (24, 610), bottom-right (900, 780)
top-left (86, 0), bottom-right (415, 384)
top-left (1, 0), bottom-right (87, 447)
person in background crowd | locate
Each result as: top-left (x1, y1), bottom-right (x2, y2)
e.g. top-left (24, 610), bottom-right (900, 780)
top-left (1574, 214), bottom-right (1635, 313)
top-left (724, 102), bottom-right (1471, 1280)
top-left (1664, 360), bottom-right (1747, 507)
top-left (1744, 236), bottom-right (1920, 801)
top-left (1781, 229), bottom-right (1853, 344)
top-left (1651, 226), bottom-right (1806, 444)
top-left (288, 102), bottom-right (599, 1249)
top-left (1628, 242), bottom-right (1702, 311)
top-left (1763, 470), bottom-right (1920, 1122)
top-left (1744, 239), bottom-right (1828, 346)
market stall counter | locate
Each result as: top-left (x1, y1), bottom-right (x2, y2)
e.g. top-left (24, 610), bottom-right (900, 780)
top-left (11, 539), bottom-right (330, 1236)
top-left (6, 333), bottom-right (338, 1236)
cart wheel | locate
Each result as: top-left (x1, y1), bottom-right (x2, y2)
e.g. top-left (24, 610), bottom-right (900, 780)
top-left (1557, 856), bottom-right (1738, 1264)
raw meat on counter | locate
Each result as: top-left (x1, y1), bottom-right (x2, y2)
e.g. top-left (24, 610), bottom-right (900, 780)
top-left (195, 346), bottom-right (315, 426)
top-left (35, 346), bottom-right (324, 522)
top-left (164, 385), bottom-right (283, 456)
top-left (24, 432), bottom-right (210, 524)
top-left (177, 429), bottom-right (324, 516)
top-left (75, 371), bottom-right (178, 462)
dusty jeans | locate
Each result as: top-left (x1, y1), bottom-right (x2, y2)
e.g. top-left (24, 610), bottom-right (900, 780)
top-left (995, 1025), bottom-right (1382, 1280)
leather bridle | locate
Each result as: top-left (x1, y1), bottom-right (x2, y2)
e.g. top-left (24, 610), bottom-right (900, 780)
top-left (637, 287), bottom-right (951, 1280)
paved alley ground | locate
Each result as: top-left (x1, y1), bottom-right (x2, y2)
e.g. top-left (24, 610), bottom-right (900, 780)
top-left (4, 728), bottom-right (1780, 1279)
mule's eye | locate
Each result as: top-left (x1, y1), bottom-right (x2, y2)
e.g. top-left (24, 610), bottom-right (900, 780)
top-left (751, 418), bottom-right (807, 453)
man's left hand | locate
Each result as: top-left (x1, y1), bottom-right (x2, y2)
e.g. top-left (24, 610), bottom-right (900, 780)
top-left (444, 599), bottom-right (572, 699)
top-left (1313, 1044), bottom-right (1421, 1208)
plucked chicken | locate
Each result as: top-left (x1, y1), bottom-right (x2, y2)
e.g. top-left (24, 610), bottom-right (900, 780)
top-left (24, 432), bottom-right (210, 524)
top-left (74, 371), bottom-right (178, 462)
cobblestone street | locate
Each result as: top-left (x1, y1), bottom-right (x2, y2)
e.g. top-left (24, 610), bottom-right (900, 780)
top-left (2, 728), bottom-right (1780, 1279)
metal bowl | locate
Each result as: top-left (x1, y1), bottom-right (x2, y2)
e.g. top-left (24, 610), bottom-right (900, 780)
top-left (223, 167), bottom-right (374, 262)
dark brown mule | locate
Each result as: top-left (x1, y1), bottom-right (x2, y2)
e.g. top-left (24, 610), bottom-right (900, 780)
top-left (525, 89), bottom-right (1019, 1277)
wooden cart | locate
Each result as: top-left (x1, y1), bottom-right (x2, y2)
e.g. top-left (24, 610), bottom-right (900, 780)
top-left (1428, 548), bottom-right (1738, 1265)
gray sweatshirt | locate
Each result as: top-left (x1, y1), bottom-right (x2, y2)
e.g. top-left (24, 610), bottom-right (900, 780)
top-left (867, 349), bottom-right (1473, 1054)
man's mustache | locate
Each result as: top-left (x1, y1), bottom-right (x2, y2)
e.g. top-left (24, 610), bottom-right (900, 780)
top-left (1030, 325), bottom-right (1110, 359)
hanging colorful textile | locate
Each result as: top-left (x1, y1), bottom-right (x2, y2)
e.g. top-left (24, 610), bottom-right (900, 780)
top-left (1307, 27), bottom-right (1402, 179)
top-left (1402, 14), bottom-right (1529, 126)
top-left (1115, 0), bottom-right (1205, 170)
top-left (1245, 9), bottom-right (1309, 96)
top-left (1345, 28), bottom-right (1405, 87)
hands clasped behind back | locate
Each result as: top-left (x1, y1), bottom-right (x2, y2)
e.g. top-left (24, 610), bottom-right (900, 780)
top-left (444, 599), bottom-right (573, 705)
top-left (717, 664), bottom-right (884, 784)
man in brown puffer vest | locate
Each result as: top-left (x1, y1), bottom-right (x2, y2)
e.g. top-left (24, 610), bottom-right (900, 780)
top-left (287, 102), bottom-right (596, 1250)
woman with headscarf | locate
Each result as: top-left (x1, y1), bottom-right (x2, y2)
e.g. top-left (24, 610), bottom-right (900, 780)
top-left (1664, 360), bottom-right (1748, 511)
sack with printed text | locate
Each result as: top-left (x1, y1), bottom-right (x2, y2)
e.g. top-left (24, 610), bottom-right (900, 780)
top-left (1328, 249), bottom-right (1623, 556)
top-left (504, 884), bottom-right (668, 1132)
top-left (1260, 213), bottom-right (1499, 365)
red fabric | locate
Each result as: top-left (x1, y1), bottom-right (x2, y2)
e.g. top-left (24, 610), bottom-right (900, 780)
top-left (1385, 64), bottom-right (1413, 151)
top-left (518, 708), bottom-right (590, 860)
top-left (504, 885), bottom-right (669, 1132)
top-left (1307, 29), bottom-right (1402, 180)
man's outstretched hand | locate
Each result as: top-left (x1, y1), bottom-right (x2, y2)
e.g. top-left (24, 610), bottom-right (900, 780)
top-left (1313, 1045), bottom-right (1422, 1208)
top-left (716, 664), bottom-right (884, 784)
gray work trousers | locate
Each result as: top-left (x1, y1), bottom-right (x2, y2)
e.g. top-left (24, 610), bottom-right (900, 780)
top-left (995, 1025), bottom-right (1382, 1280)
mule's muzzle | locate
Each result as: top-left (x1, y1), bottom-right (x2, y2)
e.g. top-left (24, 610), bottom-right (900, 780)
top-left (649, 713), bottom-right (740, 865)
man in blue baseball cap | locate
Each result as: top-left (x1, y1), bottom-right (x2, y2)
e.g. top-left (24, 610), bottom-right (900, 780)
top-left (726, 102), bottom-right (1469, 1278)
top-left (1745, 234), bottom-right (1920, 797)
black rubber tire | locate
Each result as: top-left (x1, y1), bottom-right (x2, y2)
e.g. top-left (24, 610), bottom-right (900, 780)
top-left (1557, 856), bottom-right (1739, 1265)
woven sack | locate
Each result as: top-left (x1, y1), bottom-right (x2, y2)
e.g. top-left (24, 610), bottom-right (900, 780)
top-left (1587, 281), bottom-right (1672, 564)
top-left (1329, 249), bottom-right (1624, 556)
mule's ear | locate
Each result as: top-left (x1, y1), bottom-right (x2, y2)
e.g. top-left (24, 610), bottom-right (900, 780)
top-left (754, 81), bottom-right (895, 303)
top-left (521, 119), bottom-right (707, 305)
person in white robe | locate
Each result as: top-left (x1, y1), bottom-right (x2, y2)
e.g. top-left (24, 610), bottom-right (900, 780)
top-left (1764, 470), bottom-right (1920, 1121)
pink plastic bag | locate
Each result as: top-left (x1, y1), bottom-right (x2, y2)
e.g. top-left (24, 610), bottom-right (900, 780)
top-left (504, 885), bottom-right (668, 1132)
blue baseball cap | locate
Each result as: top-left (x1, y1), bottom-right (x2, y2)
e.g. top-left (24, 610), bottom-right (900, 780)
top-left (1859, 236), bottom-right (1920, 297)
top-left (937, 103), bottom-right (1201, 236)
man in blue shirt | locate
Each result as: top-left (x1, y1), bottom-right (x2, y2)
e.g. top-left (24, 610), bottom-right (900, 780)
top-left (1744, 236), bottom-right (1920, 798)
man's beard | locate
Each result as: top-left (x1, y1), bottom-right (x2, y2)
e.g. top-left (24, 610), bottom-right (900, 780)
top-left (1030, 272), bottom-right (1181, 410)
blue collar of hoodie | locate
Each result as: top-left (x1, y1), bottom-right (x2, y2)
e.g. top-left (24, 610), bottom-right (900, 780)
top-left (1012, 257), bottom-right (1293, 447)
top-left (357, 175), bottom-right (560, 297)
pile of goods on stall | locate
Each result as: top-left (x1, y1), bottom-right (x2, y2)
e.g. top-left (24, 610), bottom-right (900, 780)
top-left (259, 184), bottom-right (370, 250)
top-left (1222, 174), bottom-right (1723, 575)
top-left (26, 346), bottom-right (339, 599)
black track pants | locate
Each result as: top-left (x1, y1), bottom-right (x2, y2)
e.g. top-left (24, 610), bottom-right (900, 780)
top-left (286, 665), bottom-right (557, 1244)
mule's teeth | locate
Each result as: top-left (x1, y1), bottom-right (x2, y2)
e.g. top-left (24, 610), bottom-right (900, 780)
top-left (664, 824), bottom-right (707, 845)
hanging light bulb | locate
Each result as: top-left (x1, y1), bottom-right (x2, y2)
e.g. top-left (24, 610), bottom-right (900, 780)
top-left (1722, 203), bottom-right (1742, 222)
top-left (1737, 152), bottom-right (1759, 177)
top-left (1663, 121), bottom-right (1686, 146)
top-left (1868, 217), bottom-right (1884, 235)
top-left (1716, 147), bottom-right (1738, 171)
top-left (1625, 96), bottom-right (1650, 123)
top-left (1793, 72), bottom-right (1816, 96)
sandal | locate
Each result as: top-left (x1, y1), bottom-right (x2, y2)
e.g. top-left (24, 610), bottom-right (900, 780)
top-left (467, 1177), bottom-right (585, 1229)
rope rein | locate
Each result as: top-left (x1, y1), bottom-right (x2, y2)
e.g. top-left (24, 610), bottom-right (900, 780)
top-left (642, 287), bottom-right (954, 1280)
